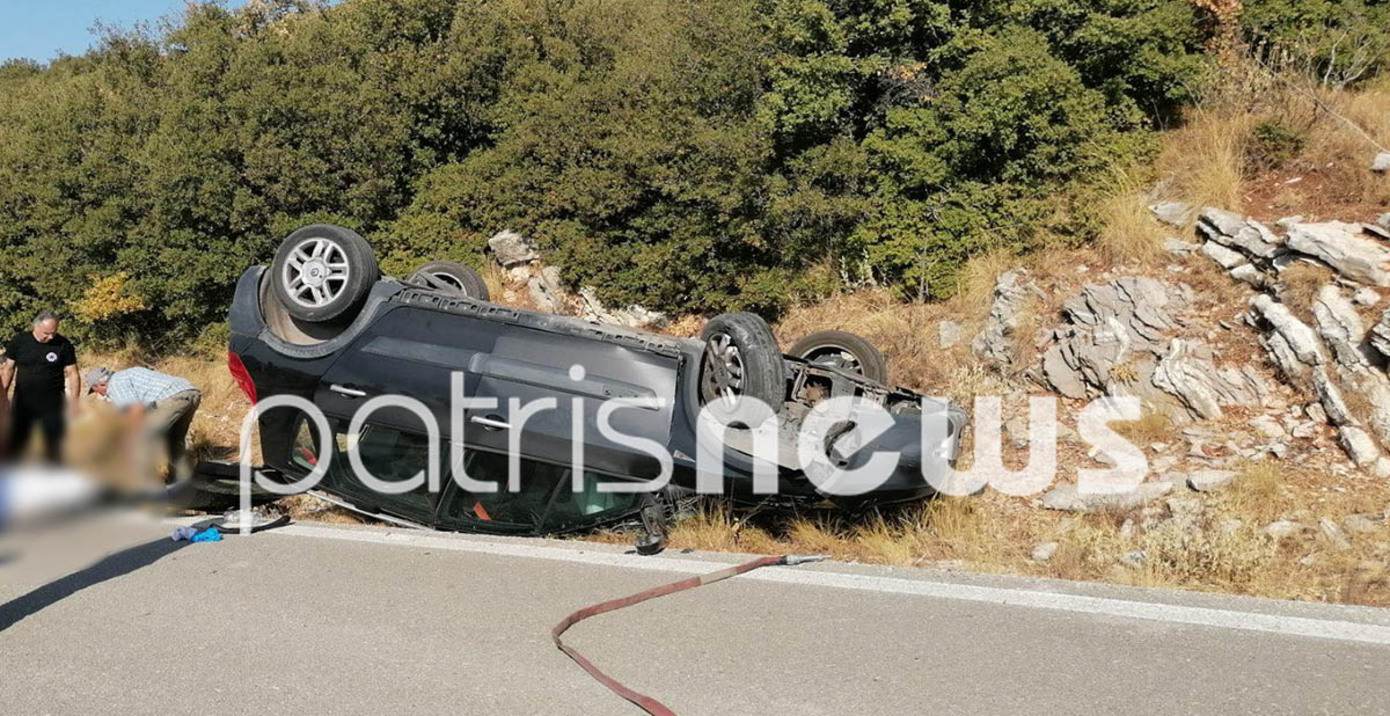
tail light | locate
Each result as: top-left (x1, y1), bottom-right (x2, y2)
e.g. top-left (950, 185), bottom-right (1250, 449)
top-left (227, 350), bottom-right (258, 404)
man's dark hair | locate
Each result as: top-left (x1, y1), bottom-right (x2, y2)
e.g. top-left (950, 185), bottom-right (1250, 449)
top-left (32, 310), bottom-right (57, 325)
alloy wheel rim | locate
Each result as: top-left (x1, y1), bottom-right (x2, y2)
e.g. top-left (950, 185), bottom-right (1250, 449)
top-left (283, 237), bottom-right (350, 308)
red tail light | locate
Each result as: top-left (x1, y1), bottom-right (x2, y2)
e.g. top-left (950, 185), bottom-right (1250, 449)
top-left (227, 350), bottom-right (258, 404)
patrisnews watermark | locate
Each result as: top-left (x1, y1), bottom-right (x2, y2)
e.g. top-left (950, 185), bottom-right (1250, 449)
top-left (233, 366), bottom-right (1148, 533)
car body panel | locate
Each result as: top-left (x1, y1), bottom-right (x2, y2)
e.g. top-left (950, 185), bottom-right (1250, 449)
top-left (227, 266), bottom-right (969, 535)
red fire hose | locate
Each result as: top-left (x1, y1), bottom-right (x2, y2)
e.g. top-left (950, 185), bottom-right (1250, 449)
top-left (551, 554), bottom-right (828, 716)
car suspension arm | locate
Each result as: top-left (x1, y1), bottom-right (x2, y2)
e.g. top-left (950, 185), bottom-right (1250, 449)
top-left (551, 553), bottom-right (828, 716)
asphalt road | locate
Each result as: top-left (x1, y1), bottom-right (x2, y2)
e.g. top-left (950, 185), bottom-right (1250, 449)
top-left (2, 514), bottom-right (1389, 715)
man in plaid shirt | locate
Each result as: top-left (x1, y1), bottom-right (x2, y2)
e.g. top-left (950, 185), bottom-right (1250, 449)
top-left (84, 366), bottom-right (202, 484)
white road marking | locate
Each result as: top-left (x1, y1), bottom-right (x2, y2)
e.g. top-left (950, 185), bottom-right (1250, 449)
top-left (273, 523), bottom-right (1390, 646)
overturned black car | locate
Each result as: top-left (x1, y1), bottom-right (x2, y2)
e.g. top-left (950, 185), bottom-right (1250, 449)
top-left (203, 225), bottom-right (967, 536)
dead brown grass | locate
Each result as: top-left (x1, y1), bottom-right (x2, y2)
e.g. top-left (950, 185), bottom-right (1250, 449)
top-left (1275, 261), bottom-right (1336, 322)
top-left (1095, 169), bottom-right (1169, 267)
top-left (1157, 106), bottom-right (1250, 212)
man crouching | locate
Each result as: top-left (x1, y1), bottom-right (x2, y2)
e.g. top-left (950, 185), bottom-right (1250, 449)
top-left (84, 366), bottom-right (202, 484)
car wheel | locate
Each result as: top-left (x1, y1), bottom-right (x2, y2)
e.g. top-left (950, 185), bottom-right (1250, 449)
top-left (788, 329), bottom-right (888, 384)
top-left (407, 260), bottom-right (490, 300)
top-left (271, 224), bottom-right (379, 323)
top-left (699, 312), bottom-right (786, 423)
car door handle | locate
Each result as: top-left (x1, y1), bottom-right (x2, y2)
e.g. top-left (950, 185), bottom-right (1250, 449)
top-left (470, 415), bottom-right (511, 431)
top-left (330, 384), bottom-right (367, 398)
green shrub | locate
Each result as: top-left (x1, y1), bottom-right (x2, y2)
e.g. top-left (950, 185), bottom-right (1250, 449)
top-left (1247, 118), bottom-right (1307, 170)
top-left (0, 0), bottom-right (1263, 340)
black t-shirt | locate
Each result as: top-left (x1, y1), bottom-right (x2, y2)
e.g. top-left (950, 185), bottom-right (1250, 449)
top-left (5, 331), bottom-right (77, 410)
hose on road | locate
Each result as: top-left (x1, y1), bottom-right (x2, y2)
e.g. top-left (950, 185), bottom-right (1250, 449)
top-left (551, 553), bottom-right (827, 716)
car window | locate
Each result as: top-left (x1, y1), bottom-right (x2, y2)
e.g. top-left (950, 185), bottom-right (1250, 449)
top-left (289, 416), bottom-right (320, 472)
top-left (347, 425), bottom-right (434, 485)
top-left (542, 472), bottom-right (642, 531)
top-left (444, 450), bottom-right (565, 528)
top-left (329, 423), bottom-right (439, 523)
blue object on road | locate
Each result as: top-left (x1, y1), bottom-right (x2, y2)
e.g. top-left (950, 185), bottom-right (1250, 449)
top-left (191, 526), bottom-right (223, 543)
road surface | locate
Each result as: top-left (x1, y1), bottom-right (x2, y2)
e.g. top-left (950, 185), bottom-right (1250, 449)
top-left (2, 513), bottom-right (1388, 715)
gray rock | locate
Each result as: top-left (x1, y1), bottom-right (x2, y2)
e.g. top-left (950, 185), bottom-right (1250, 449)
top-left (1344, 513), bottom-right (1383, 534)
top-left (1379, 212), bottom-right (1390, 231)
top-left (487, 229), bottom-right (539, 266)
top-left (1373, 151), bottom-right (1390, 173)
top-left (1040, 481), bottom-right (1174, 513)
top-left (1031, 542), bottom-right (1059, 562)
top-left (1285, 221), bottom-right (1390, 287)
top-left (1264, 520), bottom-right (1303, 539)
top-left (1151, 339), bottom-right (1226, 419)
top-left (1366, 223), bottom-right (1390, 241)
top-left (1320, 517), bottom-right (1352, 550)
top-left (1042, 343), bottom-right (1090, 399)
top-left (1338, 424), bottom-right (1382, 467)
top-left (527, 265), bottom-right (565, 313)
top-left (1197, 208), bottom-right (1283, 258)
top-left (1306, 401), bottom-right (1328, 424)
top-left (1187, 469), bottom-right (1237, 492)
top-left (1250, 415), bottom-right (1286, 439)
top-left (1312, 285), bottom-right (1372, 370)
top-left (1199, 207), bottom-right (1250, 237)
top-left (1313, 368), bottom-right (1355, 426)
top-left (1229, 263), bottom-right (1267, 287)
top-left (577, 287), bottom-right (668, 328)
top-left (973, 270), bottom-right (1035, 367)
top-left (1150, 202), bottom-right (1194, 227)
top-left (1370, 307), bottom-right (1390, 359)
top-left (1353, 287), bottom-right (1381, 306)
top-left (1201, 241), bottom-right (1247, 269)
top-left (1163, 238), bottom-right (1198, 255)
top-left (1251, 294), bottom-right (1326, 367)
top-left (1040, 277), bottom-right (1205, 411)
top-left (1291, 422), bottom-right (1318, 439)
top-left (938, 320), bottom-right (963, 349)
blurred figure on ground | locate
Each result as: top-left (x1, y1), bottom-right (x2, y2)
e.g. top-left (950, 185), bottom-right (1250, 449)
top-left (0, 311), bottom-right (80, 463)
top-left (85, 367), bottom-right (202, 484)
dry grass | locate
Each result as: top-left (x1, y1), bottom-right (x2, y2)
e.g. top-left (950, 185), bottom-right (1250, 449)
top-left (1111, 411), bottom-right (1173, 447)
top-left (1157, 106), bottom-right (1250, 211)
top-left (1275, 261), bottom-right (1336, 322)
top-left (643, 457), bottom-right (1390, 606)
top-left (1095, 169), bottom-right (1169, 266)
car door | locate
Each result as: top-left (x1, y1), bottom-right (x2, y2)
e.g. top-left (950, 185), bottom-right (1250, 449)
top-left (467, 326), bottom-right (679, 481)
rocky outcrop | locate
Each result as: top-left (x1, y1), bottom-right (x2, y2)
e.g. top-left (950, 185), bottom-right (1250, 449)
top-left (527, 266), bottom-right (565, 312)
top-left (1150, 339), bottom-right (1267, 420)
top-left (487, 230), bottom-right (539, 266)
top-left (1373, 152), bottom-right (1390, 173)
top-left (577, 287), bottom-right (668, 328)
top-left (1149, 201), bottom-right (1193, 227)
top-left (1311, 286), bottom-right (1372, 371)
top-left (1284, 222), bottom-right (1390, 287)
top-left (973, 270), bottom-right (1036, 368)
top-left (1196, 208), bottom-right (1282, 259)
top-left (1251, 294), bottom-right (1325, 375)
top-left (1039, 277), bottom-right (1267, 420)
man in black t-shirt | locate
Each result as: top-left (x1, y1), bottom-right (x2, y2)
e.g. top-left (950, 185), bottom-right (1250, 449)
top-left (0, 311), bottom-right (80, 462)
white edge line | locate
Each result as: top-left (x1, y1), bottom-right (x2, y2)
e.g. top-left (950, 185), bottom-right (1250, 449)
top-left (274, 524), bottom-right (1390, 647)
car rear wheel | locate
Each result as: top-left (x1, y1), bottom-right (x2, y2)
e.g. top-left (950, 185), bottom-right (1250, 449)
top-left (699, 312), bottom-right (785, 423)
top-left (407, 260), bottom-right (490, 300)
top-left (271, 224), bottom-right (379, 323)
top-left (788, 329), bottom-right (888, 384)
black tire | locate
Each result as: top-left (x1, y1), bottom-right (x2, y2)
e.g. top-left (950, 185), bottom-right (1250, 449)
top-left (271, 224), bottom-right (379, 323)
top-left (407, 260), bottom-right (490, 300)
top-left (699, 312), bottom-right (786, 423)
top-left (788, 329), bottom-right (888, 384)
